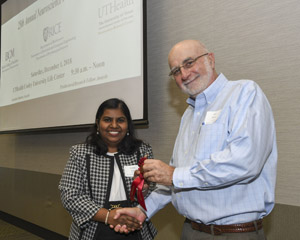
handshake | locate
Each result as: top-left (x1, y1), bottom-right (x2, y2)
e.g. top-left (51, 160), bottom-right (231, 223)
top-left (107, 206), bottom-right (146, 234)
top-left (104, 159), bottom-right (175, 233)
top-left (107, 163), bottom-right (151, 234)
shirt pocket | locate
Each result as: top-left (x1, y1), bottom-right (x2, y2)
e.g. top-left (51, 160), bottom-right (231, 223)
top-left (195, 123), bottom-right (226, 159)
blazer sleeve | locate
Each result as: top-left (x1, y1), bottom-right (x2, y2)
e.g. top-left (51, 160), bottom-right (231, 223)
top-left (58, 145), bottom-right (100, 228)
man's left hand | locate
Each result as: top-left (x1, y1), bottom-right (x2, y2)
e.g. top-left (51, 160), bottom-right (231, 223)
top-left (142, 159), bottom-right (175, 186)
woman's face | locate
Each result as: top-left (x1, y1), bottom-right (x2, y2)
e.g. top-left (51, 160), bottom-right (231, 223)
top-left (98, 108), bottom-right (128, 152)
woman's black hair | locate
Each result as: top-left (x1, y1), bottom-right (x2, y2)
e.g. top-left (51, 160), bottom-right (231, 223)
top-left (85, 98), bottom-right (143, 155)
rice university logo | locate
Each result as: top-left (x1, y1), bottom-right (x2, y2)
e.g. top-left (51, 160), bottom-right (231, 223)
top-left (43, 22), bottom-right (62, 42)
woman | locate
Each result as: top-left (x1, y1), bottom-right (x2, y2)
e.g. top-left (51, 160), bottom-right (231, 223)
top-left (59, 98), bottom-right (157, 240)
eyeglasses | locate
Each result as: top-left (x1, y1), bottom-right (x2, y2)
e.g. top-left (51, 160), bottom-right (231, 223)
top-left (169, 53), bottom-right (209, 77)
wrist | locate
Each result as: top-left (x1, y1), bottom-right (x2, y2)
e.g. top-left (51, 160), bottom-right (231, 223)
top-left (137, 205), bottom-right (147, 219)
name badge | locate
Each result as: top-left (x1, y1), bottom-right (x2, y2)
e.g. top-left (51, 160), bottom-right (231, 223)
top-left (124, 165), bottom-right (139, 177)
top-left (203, 110), bottom-right (222, 125)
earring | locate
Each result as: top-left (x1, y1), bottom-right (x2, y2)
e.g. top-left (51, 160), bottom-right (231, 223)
top-left (127, 132), bottom-right (129, 136)
top-left (97, 131), bottom-right (100, 135)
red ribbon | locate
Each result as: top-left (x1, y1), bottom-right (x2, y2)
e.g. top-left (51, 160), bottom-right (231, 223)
top-left (130, 157), bottom-right (147, 211)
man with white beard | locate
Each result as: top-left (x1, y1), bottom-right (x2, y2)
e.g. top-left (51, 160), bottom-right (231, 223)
top-left (115, 39), bottom-right (277, 240)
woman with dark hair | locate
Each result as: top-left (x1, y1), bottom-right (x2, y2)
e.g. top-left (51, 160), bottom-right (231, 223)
top-left (86, 98), bottom-right (143, 155)
top-left (59, 98), bottom-right (157, 240)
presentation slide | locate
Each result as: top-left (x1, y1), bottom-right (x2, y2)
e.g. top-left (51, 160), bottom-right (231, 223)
top-left (0, 0), bottom-right (146, 132)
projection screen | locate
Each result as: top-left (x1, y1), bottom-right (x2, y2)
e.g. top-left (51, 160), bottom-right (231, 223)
top-left (0, 0), bottom-right (147, 133)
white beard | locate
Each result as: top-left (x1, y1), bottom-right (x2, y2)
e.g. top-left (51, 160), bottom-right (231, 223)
top-left (180, 59), bottom-right (213, 98)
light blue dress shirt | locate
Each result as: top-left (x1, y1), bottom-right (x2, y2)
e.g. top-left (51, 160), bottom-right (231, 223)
top-left (145, 73), bottom-right (277, 225)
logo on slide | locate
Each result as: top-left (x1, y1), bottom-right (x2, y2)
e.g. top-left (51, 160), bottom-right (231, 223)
top-left (5, 48), bottom-right (15, 62)
top-left (43, 22), bottom-right (62, 42)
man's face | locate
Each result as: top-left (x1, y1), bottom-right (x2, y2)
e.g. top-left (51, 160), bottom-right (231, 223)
top-left (169, 43), bottom-right (215, 98)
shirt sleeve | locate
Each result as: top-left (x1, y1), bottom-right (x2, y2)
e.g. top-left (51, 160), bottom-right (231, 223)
top-left (173, 82), bottom-right (277, 189)
top-left (58, 145), bottom-right (100, 228)
top-left (144, 184), bottom-right (172, 219)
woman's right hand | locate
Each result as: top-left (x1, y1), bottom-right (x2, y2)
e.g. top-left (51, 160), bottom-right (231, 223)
top-left (108, 208), bottom-right (142, 232)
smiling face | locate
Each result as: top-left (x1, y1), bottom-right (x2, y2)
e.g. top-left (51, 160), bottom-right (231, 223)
top-left (97, 108), bottom-right (128, 153)
top-left (168, 40), bottom-right (217, 98)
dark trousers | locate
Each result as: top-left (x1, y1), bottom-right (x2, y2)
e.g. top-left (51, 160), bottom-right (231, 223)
top-left (181, 221), bottom-right (266, 240)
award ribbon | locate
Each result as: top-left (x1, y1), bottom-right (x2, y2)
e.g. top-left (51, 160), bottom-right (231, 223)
top-left (130, 157), bottom-right (147, 211)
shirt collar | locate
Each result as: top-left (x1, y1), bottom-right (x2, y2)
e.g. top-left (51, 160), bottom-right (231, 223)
top-left (107, 152), bottom-right (117, 156)
top-left (187, 73), bottom-right (228, 107)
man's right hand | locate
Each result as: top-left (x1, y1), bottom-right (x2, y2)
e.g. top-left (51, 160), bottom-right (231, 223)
top-left (112, 207), bottom-right (147, 233)
top-left (108, 208), bottom-right (142, 232)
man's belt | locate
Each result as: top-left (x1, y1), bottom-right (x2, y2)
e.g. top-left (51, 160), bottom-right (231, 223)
top-left (186, 218), bottom-right (263, 235)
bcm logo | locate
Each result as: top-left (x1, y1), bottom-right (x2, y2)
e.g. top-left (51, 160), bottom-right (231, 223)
top-left (5, 48), bottom-right (15, 61)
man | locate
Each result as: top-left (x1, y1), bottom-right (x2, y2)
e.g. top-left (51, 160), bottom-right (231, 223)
top-left (115, 39), bottom-right (277, 240)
